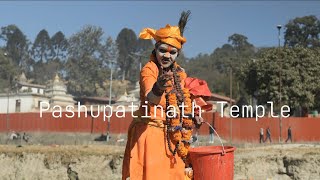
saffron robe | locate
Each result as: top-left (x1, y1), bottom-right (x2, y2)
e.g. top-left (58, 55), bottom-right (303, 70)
top-left (122, 56), bottom-right (189, 180)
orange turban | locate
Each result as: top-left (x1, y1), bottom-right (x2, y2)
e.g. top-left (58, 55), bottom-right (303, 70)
top-left (139, 24), bottom-right (186, 49)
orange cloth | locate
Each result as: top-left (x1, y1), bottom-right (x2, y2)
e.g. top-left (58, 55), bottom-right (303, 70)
top-left (184, 77), bottom-right (212, 97)
top-left (122, 55), bottom-right (189, 180)
top-left (139, 24), bottom-right (186, 49)
top-left (185, 77), bottom-right (213, 112)
top-left (122, 118), bottom-right (186, 180)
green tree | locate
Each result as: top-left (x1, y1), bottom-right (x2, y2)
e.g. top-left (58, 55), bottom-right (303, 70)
top-left (32, 29), bottom-right (53, 62)
top-left (116, 28), bottom-right (137, 81)
top-left (66, 56), bottom-right (100, 96)
top-left (284, 15), bottom-right (320, 48)
top-left (135, 38), bottom-right (153, 67)
top-left (32, 59), bottom-right (63, 85)
top-left (228, 33), bottom-right (254, 53)
top-left (227, 33), bottom-right (256, 100)
top-left (100, 37), bottom-right (119, 68)
top-left (194, 34), bottom-right (255, 99)
top-left (136, 38), bottom-right (153, 53)
top-left (1, 25), bottom-right (30, 71)
top-left (66, 25), bottom-right (106, 96)
top-left (241, 47), bottom-right (320, 112)
top-left (210, 44), bottom-right (236, 73)
top-left (97, 36), bottom-right (119, 96)
top-left (127, 38), bottom-right (154, 82)
top-left (51, 31), bottom-right (68, 61)
top-left (0, 48), bottom-right (19, 93)
top-left (184, 33), bottom-right (256, 102)
top-left (185, 53), bottom-right (226, 95)
top-left (68, 25), bottom-right (104, 59)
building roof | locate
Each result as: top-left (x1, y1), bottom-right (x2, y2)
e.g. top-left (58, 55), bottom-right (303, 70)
top-left (0, 93), bottom-right (46, 98)
top-left (18, 82), bottom-right (46, 89)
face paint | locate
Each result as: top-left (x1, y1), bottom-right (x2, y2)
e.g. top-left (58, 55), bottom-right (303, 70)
top-left (155, 43), bottom-right (178, 68)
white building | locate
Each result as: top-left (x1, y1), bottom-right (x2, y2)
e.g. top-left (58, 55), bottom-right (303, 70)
top-left (0, 93), bottom-right (49, 113)
top-left (45, 74), bottom-right (75, 107)
top-left (0, 73), bottom-right (74, 113)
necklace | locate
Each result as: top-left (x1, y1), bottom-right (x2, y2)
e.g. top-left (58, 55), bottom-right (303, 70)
top-left (165, 62), bottom-right (193, 166)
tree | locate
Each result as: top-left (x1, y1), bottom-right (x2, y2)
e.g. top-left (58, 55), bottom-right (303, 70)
top-left (101, 37), bottom-right (119, 68)
top-left (207, 34), bottom-right (255, 76)
top-left (32, 29), bottom-right (53, 62)
top-left (51, 31), bottom-right (68, 61)
top-left (1, 25), bottom-right (30, 71)
top-left (1, 24), bottom-right (18, 41)
top-left (0, 48), bottom-right (19, 93)
top-left (210, 44), bottom-right (236, 73)
top-left (98, 36), bottom-right (120, 96)
top-left (241, 47), bottom-right (320, 112)
top-left (135, 38), bottom-right (153, 67)
top-left (66, 25), bottom-right (106, 96)
top-left (31, 29), bottom-right (56, 84)
top-left (196, 34), bottom-right (256, 99)
top-left (116, 28), bottom-right (137, 81)
top-left (68, 25), bottom-right (104, 59)
top-left (32, 59), bottom-right (63, 85)
top-left (136, 38), bottom-right (153, 53)
top-left (126, 38), bottom-right (154, 82)
top-left (228, 33), bottom-right (254, 53)
top-left (184, 33), bottom-right (256, 100)
top-left (66, 56), bottom-right (100, 96)
top-left (185, 53), bottom-right (229, 95)
top-left (284, 15), bottom-right (320, 48)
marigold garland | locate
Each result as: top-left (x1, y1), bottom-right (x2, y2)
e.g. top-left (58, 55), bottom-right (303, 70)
top-left (165, 63), bottom-right (193, 164)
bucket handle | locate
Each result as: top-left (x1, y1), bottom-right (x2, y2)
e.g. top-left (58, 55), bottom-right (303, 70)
top-left (203, 121), bottom-right (226, 155)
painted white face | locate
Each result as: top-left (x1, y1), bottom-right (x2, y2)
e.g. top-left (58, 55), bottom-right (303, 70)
top-left (155, 43), bottom-right (179, 68)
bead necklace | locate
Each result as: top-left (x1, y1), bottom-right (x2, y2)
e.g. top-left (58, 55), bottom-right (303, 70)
top-left (165, 62), bottom-right (193, 165)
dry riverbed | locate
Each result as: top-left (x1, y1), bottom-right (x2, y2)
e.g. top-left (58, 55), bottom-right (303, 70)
top-left (0, 143), bottom-right (319, 179)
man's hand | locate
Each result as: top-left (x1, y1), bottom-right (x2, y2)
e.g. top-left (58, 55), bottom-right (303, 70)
top-left (151, 70), bottom-right (173, 97)
top-left (156, 71), bottom-right (173, 90)
top-left (149, 70), bottom-right (173, 99)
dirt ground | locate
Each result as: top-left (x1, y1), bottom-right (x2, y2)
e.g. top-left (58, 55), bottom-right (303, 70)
top-left (0, 133), bottom-right (320, 180)
top-left (234, 143), bottom-right (320, 180)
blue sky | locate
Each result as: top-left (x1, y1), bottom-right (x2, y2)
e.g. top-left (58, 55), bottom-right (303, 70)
top-left (0, 1), bottom-right (319, 58)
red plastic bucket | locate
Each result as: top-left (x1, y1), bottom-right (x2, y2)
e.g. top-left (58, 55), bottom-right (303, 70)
top-left (189, 146), bottom-right (236, 180)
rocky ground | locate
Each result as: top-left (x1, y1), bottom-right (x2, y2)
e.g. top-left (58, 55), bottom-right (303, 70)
top-left (0, 145), bottom-right (124, 180)
top-left (0, 133), bottom-right (319, 180)
top-left (234, 143), bottom-right (320, 180)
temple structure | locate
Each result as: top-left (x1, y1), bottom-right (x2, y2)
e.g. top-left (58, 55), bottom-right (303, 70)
top-left (0, 73), bottom-right (75, 113)
top-left (45, 74), bottom-right (75, 107)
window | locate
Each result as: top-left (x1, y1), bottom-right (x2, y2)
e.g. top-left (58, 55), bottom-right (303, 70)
top-left (15, 99), bottom-right (21, 112)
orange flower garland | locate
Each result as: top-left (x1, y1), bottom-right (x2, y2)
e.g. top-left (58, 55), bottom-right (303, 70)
top-left (166, 65), bottom-right (193, 161)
